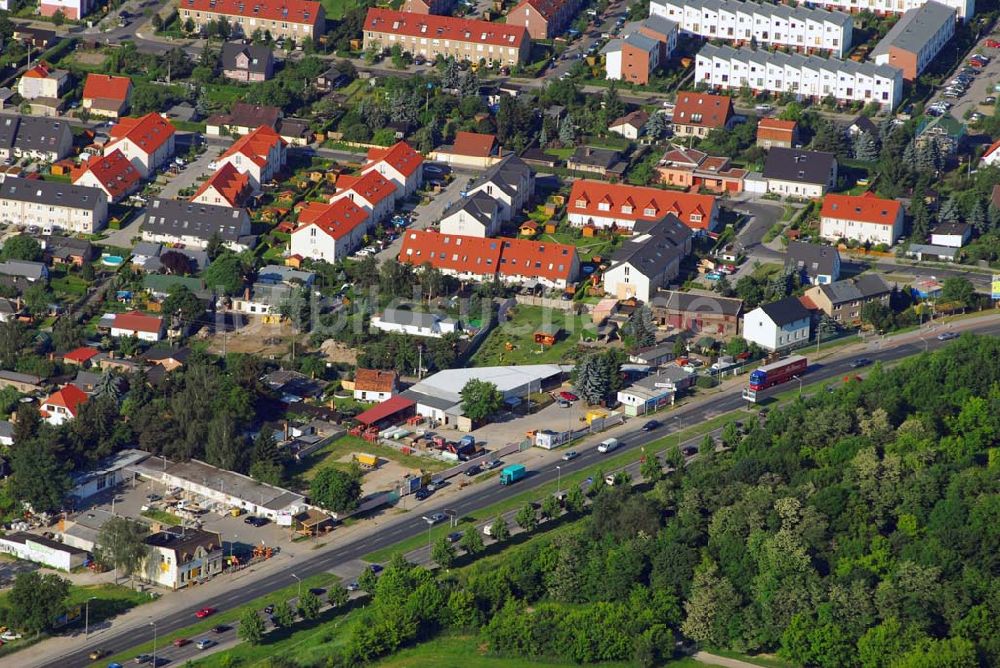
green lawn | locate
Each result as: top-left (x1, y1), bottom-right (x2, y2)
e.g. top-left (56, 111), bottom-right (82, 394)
top-left (95, 573), bottom-right (337, 668)
top-left (472, 305), bottom-right (597, 367)
top-left (50, 271), bottom-right (90, 296)
top-left (142, 508), bottom-right (182, 526)
top-left (538, 229), bottom-right (618, 261)
top-left (286, 434), bottom-right (451, 488)
top-left (321, 0), bottom-right (361, 19)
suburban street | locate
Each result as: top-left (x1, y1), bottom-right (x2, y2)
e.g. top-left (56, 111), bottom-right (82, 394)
top-left (25, 314), bottom-right (1000, 668)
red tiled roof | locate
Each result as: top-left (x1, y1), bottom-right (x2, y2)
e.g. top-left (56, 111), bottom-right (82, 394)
top-left (568, 180), bottom-right (718, 231)
top-left (107, 113), bottom-right (176, 156)
top-left (180, 0), bottom-right (322, 24)
top-left (112, 311), bottom-right (164, 334)
top-left (365, 141), bottom-right (424, 179)
top-left (333, 170), bottom-right (395, 206)
top-left (610, 110), bottom-right (649, 130)
top-left (820, 192), bottom-right (902, 227)
top-left (42, 384), bottom-right (88, 418)
top-left (295, 198), bottom-right (370, 240)
top-left (83, 74), bottom-right (131, 103)
top-left (71, 150), bottom-right (141, 200)
top-left (192, 162), bottom-right (253, 207)
top-left (23, 62), bottom-right (54, 79)
top-left (63, 346), bottom-right (99, 364)
top-left (673, 92), bottom-right (733, 130)
top-left (355, 394), bottom-right (415, 426)
top-left (354, 368), bottom-right (398, 393)
top-left (219, 125), bottom-right (285, 168)
top-left (365, 8), bottom-right (528, 49)
top-left (983, 138), bottom-right (1000, 159)
top-left (757, 118), bottom-right (797, 140)
top-left (398, 230), bottom-right (579, 283)
top-left (450, 132), bottom-right (497, 158)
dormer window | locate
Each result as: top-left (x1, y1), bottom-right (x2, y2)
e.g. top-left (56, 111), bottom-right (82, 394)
top-left (575, 199), bottom-right (587, 208)
top-left (598, 202), bottom-right (610, 212)
top-left (644, 207), bottom-right (656, 216)
top-left (622, 205), bottom-right (633, 214)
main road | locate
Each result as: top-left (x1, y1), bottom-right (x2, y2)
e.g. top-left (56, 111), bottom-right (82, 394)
top-left (45, 316), bottom-right (1000, 668)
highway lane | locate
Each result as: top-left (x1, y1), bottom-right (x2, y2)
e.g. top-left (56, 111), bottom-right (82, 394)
top-left (57, 319), bottom-right (1000, 667)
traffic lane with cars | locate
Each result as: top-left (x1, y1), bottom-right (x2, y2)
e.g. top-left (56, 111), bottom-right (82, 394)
top-left (62, 321), bottom-right (1000, 668)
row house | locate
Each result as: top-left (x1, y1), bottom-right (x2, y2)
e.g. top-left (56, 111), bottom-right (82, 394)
top-left (329, 170), bottom-right (396, 225)
top-left (465, 154), bottom-right (535, 223)
top-left (363, 9), bottom-right (531, 66)
top-left (361, 141), bottom-right (424, 201)
top-left (142, 198), bottom-right (254, 251)
top-left (215, 125), bottom-right (287, 190)
top-left (104, 113), bottom-right (177, 179)
top-left (602, 216), bottom-right (693, 302)
top-left (439, 191), bottom-right (503, 237)
top-left (806, 0), bottom-right (971, 22)
top-left (567, 180), bottom-right (720, 234)
top-left (71, 150), bottom-right (142, 203)
top-left (178, 0), bottom-right (326, 41)
top-left (819, 192), bottom-right (904, 246)
top-left (289, 198), bottom-right (371, 263)
top-left (0, 178), bottom-right (108, 234)
top-left (506, 0), bottom-right (581, 40)
top-left (398, 229), bottom-right (580, 290)
top-left (695, 43), bottom-right (903, 111)
top-left (191, 162), bottom-right (254, 208)
top-left (82, 74), bottom-right (132, 120)
top-left (0, 116), bottom-right (74, 162)
top-left (651, 0), bottom-right (853, 57)
top-left (870, 1), bottom-right (956, 81)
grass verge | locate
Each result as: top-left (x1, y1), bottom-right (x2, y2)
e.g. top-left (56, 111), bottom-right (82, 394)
top-left (141, 508), bottom-right (182, 526)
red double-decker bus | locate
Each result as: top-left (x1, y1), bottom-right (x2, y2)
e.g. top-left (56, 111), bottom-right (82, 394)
top-left (748, 355), bottom-right (807, 391)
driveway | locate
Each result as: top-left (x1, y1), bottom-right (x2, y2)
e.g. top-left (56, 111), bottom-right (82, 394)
top-left (157, 135), bottom-right (224, 200)
top-left (374, 165), bottom-right (469, 261)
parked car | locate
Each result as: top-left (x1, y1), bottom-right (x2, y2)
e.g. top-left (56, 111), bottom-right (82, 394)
top-left (447, 531), bottom-right (463, 542)
top-left (244, 516), bottom-right (268, 527)
top-left (557, 398), bottom-right (571, 407)
top-left (681, 445), bottom-right (698, 456)
top-left (414, 488), bottom-right (431, 501)
top-left (987, 38), bottom-right (1000, 48)
top-left (195, 607), bottom-right (216, 619)
top-left (263, 605), bottom-right (274, 615)
top-left (347, 582), bottom-right (359, 592)
top-left (464, 465), bottom-right (483, 477)
top-left (559, 391), bottom-right (579, 402)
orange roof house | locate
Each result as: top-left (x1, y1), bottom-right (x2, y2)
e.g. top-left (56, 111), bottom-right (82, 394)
top-left (819, 192), bottom-right (905, 245)
top-left (672, 92), bottom-right (734, 138)
top-left (507, 0), bottom-right (580, 40)
top-left (398, 229), bottom-right (580, 288)
top-left (329, 170), bottom-right (396, 224)
top-left (362, 141), bottom-right (424, 199)
top-left (71, 150), bottom-right (142, 202)
top-left (216, 125), bottom-right (287, 189)
top-left (63, 346), bottom-right (100, 366)
top-left (110, 311), bottom-right (165, 341)
top-left (567, 180), bottom-right (720, 233)
top-left (83, 74), bottom-right (133, 119)
top-left (756, 118), bottom-right (799, 150)
top-left (353, 369), bottom-right (399, 400)
top-left (290, 198), bottom-right (371, 262)
top-left (431, 132), bottom-right (501, 168)
top-left (191, 162), bottom-right (253, 208)
top-left (40, 384), bottom-right (88, 425)
top-left (105, 113), bottom-right (176, 177)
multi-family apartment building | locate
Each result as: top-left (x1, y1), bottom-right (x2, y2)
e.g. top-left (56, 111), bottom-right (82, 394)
top-left (104, 113), bottom-right (177, 178)
top-left (506, 0), bottom-right (581, 40)
top-left (651, 0), bottom-right (853, 57)
top-left (177, 0), bottom-right (326, 41)
top-left (191, 163), bottom-right (253, 208)
top-left (290, 198), bottom-right (371, 263)
top-left (806, 0), bottom-right (971, 22)
top-left (362, 9), bottom-right (531, 66)
top-left (361, 141), bottom-right (424, 201)
top-left (142, 198), bottom-right (254, 251)
top-left (819, 192), bottom-right (904, 246)
top-left (329, 170), bottom-right (396, 225)
top-left (214, 125), bottom-right (286, 190)
top-left (39, 0), bottom-right (95, 19)
top-left (71, 150), bottom-right (142, 203)
top-left (0, 178), bottom-right (108, 234)
top-left (567, 179), bottom-right (720, 234)
top-left (870, 1), bottom-right (956, 80)
top-left (696, 43), bottom-right (903, 110)
top-left (803, 274), bottom-right (893, 325)
top-left (604, 17), bottom-right (677, 85)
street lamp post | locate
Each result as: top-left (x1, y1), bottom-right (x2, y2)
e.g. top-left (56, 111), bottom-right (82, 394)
top-left (290, 573), bottom-right (302, 600)
top-left (149, 621), bottom-right (157, 667)
top-left (793, 375), bottom-right (803, 396)
top-left (84, 596), bottom-right (97, 638)
top-left (556, 465), bottom-right (561, 494)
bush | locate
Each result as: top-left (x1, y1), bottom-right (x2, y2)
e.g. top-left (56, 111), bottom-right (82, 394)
top-left (696, 376), bottom-right (718, 389)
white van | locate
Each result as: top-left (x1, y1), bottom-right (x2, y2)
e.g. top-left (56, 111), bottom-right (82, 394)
top-left (597, 438), bottom-right (619, 453)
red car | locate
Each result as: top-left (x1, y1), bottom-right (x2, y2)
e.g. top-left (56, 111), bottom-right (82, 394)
top-left (195, 607), bottom-right (216, 619)
top-left (559, 391), bottom-right (578, 402)
top-left (173, 638), bottom-right (191, 647)
top-left (986, 39), bottom-right (1000, 48)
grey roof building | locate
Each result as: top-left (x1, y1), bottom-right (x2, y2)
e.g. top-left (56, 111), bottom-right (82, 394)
top-left (466, 154), bottom-right (535, 222)
top-left (871, 1), bottom-right (956, 80)
top-left (0, 259), bottom-right (48, 282)
top-left (440, 191), bottom-right (502, 237)
top-left (0, 116), bottom-right (73, 161)
top-left (805, 273), bottom-right (893, 323)
top-left (221, 43), bottom-right (275, 81)
top-left (142, 199), bottom-right (254, 250)
top-left (0, 178), bottom-right (105, 210)
top-left (257, 264), bottom-right (315, 286)
top-left (760, 295), bottom-right (812, 326)
top-left (785, 241), bottom-right (841, 285)
top-left (762, 147), bottom-right (838, 189)
top-left (604, 215), bottom-right (693, 302)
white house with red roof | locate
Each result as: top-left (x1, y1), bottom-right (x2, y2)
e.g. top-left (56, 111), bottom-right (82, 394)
top-left (329, 170), bottom-right (396, 225)
top-left (429, 132), bottom-right (501, 169)
top-left (215, 125), bottom-right (286, 191)
top-left (40, 384), bottom-right (88, 426)
top-left (398, 229), bottom-right (580, 289)
top-left (819, 192), bottom-right (904, 246)
top-left (290, 199), bottom-right (370, 263)
top-left (362, 141), bottom-right (424, 201)
top-left (980, 139), bottom-right (1000, 168)
top-left (191, 163), bottom-right (253, 208)
top-left (104, 113), bottom-right (176, 178)
top-left (567, 180), bottom-right (719, 234)
top-left (110, 311), bottom-right (165, 342)
top-left (39, 0), bottom-right (94, 19)
top-left (82, 74), bottom-right (132, 120)
top-left (17, 62), bottom-right (69, 101)
top-left (71, 150), bottom-right (141, 203)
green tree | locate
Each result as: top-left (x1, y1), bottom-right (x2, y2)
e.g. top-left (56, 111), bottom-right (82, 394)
top-left (52, 316), bottom-right (83, 352)
top-left (565, 486), bottom-right (586, 514)
top-left (940, 276), bottom-right (975, 308)
top-left (204, 413), bottom-right (244, 472)
top-left (459, 379), bottom-right (503, 423)
top-left (161, 285), bottom-right (204, 328)
top-left (327, 583), bottom-right (349, 608)
top-left (10, 439), bottom-right (70, 513)
top-left (7, 571), bottom-right (70, 634)
top-left (238, 608), bottom-right (266, 645)
top-left (625, 305), bottom-right (656, 349)
top-left (298, 590), bottom-right (321, 620)
top-left (431, 536), bottom-right (457, 569)
top-left (95, 517), bottom-right (149, 587)
top-left (514, 503), bottom-right (538, 533)
top-left (541, 495), bottom-right (561, 521)
top-left (459, 528), bottom-right (485, 555)
top-left (358, 566), bottom-right (379, 593)
top-left (272, 600), bottom-right (296, 628)
top-left (489, 517), bottom-right (510, 542)
top-left (249, 429), bottom-right (283, 485)
top-left (861, 301), bottom-right (894, 332)
top-left (640, 452), bottom-right (663, 483)
top-left (203, 252), bottom-right (245, 296)
top-left (311, 465), bottom-right (362, 513)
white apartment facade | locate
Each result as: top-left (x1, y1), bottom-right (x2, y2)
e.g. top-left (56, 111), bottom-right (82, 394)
top-left (651, 0), bottom-right (853, 57)
top-left (696, 43), bottom-right (903, 110)
top-left (0, 179), bottom-right (108, 234)
top-left (807, 0), bottom-right (972, 22)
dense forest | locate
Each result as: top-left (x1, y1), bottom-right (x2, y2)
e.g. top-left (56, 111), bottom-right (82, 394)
top-left (313, 335), bottom-right (999, 668)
